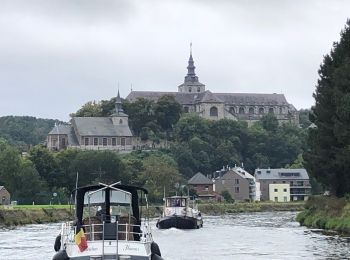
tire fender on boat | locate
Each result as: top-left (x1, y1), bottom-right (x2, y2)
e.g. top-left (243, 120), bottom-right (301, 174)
top-left (151, 242), bottom-right (161, 257)
top-left (52, 250), bottom-right (69, 260)
top-left (54, 234), bottom-right (61, 252)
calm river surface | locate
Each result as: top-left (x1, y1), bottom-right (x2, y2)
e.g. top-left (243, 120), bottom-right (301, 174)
top-left (1, 212), bottom-right (350, 260)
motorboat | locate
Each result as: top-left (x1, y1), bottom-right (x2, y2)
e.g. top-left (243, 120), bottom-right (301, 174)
top-left (53, 182), bottom-right (163, 260)
top-left (156, 196), bottom-right (203, 229)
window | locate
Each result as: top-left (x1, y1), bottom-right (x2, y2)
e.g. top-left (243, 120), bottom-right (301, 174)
top-left (235, 179), bottom-right (239, 185)
top-left (189, 87), bottom-right (192, 92)
top-left (274, 188), bottom-right (278, 192)
top-left (279, 107), bottom-right (283, 114)
top-left (229, 107), bottom-right (235, 114)
top-left (197, 87), bottom-right (200, 92)
top-left (112, 138), bottom-right (116, 146)
top-left (61, 138), bottom-right (66, 146)
top-left (84, 138), bottom-right (89, 146)
top-left (269, 107), bottom-right (274, 114)
top-left (119, 119), bottom-right (123, 124)
top-left (94, 138), bottom-right (98, 146)
top-left (259, 107), bottom-right (264, 114)
top-left (284, 196), bottom-right (288, 202)
top-left (221, 180), bottom-right (225, 185)
top-left (204, 186), bottom-right (209, 191)
top-left (283, 188), bottom-right (287, 192)
top-left (184, 107), bottom-right (189, 113)
top-left (267, 170), bottom-right (271, 173)
top-left (282, 181), bottom-right (286, 184)
top-left (103, 138), bottom-right (107, 146)
top-left (257, 170), bottom-right (261, 174)
top-left (239, 107), bottom-right (245, 114)
top-left (210, 106), bottom-right (218, 117)
top-left (249, 107), bottom-right (254, 114)
top-left (121, 138), bottom-right (126, 146)
top-left (235, 187), bottom-right (240, 193)
top-left (274, 197), bottom-right (278, 202)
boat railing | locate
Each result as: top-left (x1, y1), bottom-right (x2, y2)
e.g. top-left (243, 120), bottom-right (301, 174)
top-left (61, 221), bottom-right (153, 244)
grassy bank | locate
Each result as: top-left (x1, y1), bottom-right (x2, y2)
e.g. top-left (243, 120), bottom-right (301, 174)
top-left (296, 196), bottom-right (350, 234)
top-left (0, 205), bottom-right (73, 226)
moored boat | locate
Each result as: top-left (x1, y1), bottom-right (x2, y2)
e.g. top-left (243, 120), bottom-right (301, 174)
top-left (53, 182), bottom-right (163, 260)
top-left (156, 196), bottom-right (203, 229)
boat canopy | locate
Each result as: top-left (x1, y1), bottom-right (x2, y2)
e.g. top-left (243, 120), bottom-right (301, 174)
top-left (73, 183), bottom-right (148, 224)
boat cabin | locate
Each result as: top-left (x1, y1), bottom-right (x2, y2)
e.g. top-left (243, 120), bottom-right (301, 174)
top-left (166, 197), bottom-right (187, 208)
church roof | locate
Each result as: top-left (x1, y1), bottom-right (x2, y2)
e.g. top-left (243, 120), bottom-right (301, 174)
top-left (72, 117), bottom-right (133, 137)
top-left (188, 172), bottom-right (213, 185)
top-left (48, 124), bottom-right (72, 135)
top-left (126, 91), bottom-right (291, 107)
top-left (215, 93), bottom-right (289, 106)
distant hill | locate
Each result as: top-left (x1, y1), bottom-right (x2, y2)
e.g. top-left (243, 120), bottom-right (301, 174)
top-left (0, 116), bottom-right (65, 150)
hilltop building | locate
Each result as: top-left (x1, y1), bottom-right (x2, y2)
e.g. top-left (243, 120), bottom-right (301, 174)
top-left (126, 49), bottom-right (299, 126)
top-left (255, 168), bottom-right (311, 201)
top-left (47, 91), bottom-right (133, 152)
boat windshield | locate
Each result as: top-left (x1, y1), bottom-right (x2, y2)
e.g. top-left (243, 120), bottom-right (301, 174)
top-left (82, 188), bottom-right (133, 219)
top-left (166, 198), bottom-right (186, 207)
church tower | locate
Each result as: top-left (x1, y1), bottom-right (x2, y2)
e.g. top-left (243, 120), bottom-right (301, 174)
top-left (178, 44), bottom-right (205, 93)
top-left (111, 89), bottom-right (129, 126)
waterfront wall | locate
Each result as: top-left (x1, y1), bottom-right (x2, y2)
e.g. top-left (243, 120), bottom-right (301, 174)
top-left (296, 196), bottom-right (350, 234)
top-left (0, 207), bottom-right (73, 226)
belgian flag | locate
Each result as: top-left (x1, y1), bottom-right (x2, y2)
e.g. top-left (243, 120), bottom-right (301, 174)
top-left (75, 227), bottom-right (88, 252)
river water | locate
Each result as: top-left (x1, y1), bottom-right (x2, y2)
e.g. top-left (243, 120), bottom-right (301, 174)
top-left (0, 212), bottom-right (349, 260)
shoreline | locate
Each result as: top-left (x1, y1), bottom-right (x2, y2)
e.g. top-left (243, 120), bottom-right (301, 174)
top-left (296, 196), bottom-right (350, 235)
top-left (0, 202), bottom-right (304, 227)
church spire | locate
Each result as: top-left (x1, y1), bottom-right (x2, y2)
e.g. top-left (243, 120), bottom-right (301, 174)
top-left (115, 87), bottom-right (123, 114)
top-left (185, 43), bottom-right (199, 83)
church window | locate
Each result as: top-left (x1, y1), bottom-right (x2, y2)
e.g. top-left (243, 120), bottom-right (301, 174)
top-left (210, 106), bottom-right (218, 117)
top-left (121, 138), bottom-right (126, 146)
top-left (184, 107), bottom-right (189, 113)
top-left (259, 107), bottom-right (264, 114)
top-left (269, 107), bottom-right (274, 114)
top-left (197, 87), bottom-right (200, 92)
top-left (117, 138), bottom-right (121, 145)
top-left (189, 87), bottom-right (192, 92)
top-left (229, 107), bottom-right (235, 114)
top-left (93, 138), bottom-right (98, 146)
top-left (239, 107), bottom-right (245, 114)
top-left (103, 138), bottom-right (107, 146)
top-left (84, 138), bottom-right (89, 146)
top-left (279, 107), bottom-right (283, 114)
top-left (249, 107), bottom-right (254, 114)
top-left (119, 119), bottom-right (123, 124)
top-left (112, 138), bottom-right (116, 146)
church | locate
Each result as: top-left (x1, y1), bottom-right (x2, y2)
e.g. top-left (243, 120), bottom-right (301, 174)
top-left (126, 50), bottom-right (299, 126)
top-left (46, 91), bottom-right (133, 152)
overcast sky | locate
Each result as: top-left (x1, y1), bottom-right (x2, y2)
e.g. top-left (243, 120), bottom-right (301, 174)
top-left (0, 0), bottom-right (349, 121)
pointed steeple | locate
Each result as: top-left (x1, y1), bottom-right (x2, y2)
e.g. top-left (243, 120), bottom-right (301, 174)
top-left (184, 43), bottom-right (199, 83)
top-left (115, 88), bottom-right (123, 114)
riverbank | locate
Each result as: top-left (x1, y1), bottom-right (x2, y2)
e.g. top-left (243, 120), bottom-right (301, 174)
top-left (0, 205), bottom-right (73, 226)
top-left (296, 196), bottom-right (350, 234)
top-left (0, 202), bottom-right (304, 227)
top-left (145, 201), bottom-right (305, 218)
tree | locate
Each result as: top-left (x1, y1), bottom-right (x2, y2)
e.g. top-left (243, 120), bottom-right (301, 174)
top-left (221, 190), bottom-right (234, 203)
top-left (71, 101), bottom-right (103, 117)
top-left (138, 154), bottom-right (181, 202)
top-left (154, 95), bottom-right (182, 134)
top-left (305, 20), bottom-right (350, 196)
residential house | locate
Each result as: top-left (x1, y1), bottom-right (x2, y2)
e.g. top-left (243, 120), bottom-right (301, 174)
top-left (214, 166), bottom-right (260, 201)
top-left (0, 186), bottom-right (10, 205)
top-left (269, 183), bottom-right (290, 202)
top-left (255, 168), bottom-right (311, 201)
top-left (188, 172), bottom-right (215, 200)
top-left (47, 91), bottom-right (133, 152)
top-left (126, 49), bottom-right (299, 126)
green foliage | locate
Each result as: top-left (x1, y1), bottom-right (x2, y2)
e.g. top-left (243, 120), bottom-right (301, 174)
top-left (221, 190), bottom-right (234, 203)
top-left (299, 109), bottom-right (312, 129)
top-left (305, 20), bottom-right (350, 197)
top-left (0, 116), bottom-right (61, 150)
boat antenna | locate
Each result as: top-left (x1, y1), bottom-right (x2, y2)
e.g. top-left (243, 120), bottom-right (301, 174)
top-left (74, 172), bottom-right (79, 215)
